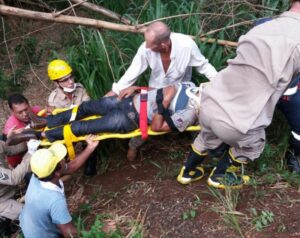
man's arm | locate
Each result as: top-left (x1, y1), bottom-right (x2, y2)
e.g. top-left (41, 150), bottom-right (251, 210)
top-left (82, 88), bottom-right (91, 102)
top-left (110, 44), bottom-right (149, 96)
top-left (0, 153), bottom-right (31, 185)
top-left (189, 42), bottom-right (217, 81)
top-left (57, 222), bottom-right (77, 238)
top-left (62, 135), bottom-right (99, 175)
top-left (151, 85), bottom-right (176, 132)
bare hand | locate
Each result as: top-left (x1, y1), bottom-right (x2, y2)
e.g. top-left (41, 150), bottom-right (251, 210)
top-left (46, 105), bottom-right (55, 114)
top-left (85, 135), bottom-right (99, 149)
top-left (163, 85), bottom-right (176, 108)
top-left (104, 90), bottom-right (117, 97)
top-left (118, 86), bottom-right (138, 100)
top-left (7, 126), bottom-right (24, 138)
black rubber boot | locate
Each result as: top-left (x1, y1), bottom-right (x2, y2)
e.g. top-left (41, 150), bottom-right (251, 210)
top-left (286, 135), bottom-right (300, 174)
top-left (286, 151), bottom-right (300, 173)
top-left (177, 148), bottom-right (206, 185)
top-left (84, 151), bottom-right (98, 176)
top-left (207, 152), bottom-right (249, 189)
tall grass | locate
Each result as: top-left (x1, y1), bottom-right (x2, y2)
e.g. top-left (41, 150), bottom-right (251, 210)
top-left (62, 0), bottom-right (291, 93)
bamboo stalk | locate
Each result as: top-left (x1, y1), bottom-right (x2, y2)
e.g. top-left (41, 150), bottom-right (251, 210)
top-left (70, 0), bottom-right (131, 25)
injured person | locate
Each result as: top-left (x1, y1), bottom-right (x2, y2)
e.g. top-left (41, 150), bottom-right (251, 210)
top-left (7, 82), bottom-right (201, 145)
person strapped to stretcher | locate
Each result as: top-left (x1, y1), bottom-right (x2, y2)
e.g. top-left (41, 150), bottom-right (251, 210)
top-left (7, 82), bottom-right (202, 147)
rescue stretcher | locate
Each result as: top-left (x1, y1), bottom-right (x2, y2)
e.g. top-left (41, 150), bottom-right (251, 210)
top-left (37, 108), bottom-right (201, 160)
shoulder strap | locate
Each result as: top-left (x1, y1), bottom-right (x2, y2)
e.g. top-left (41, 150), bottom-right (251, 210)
top-left (139, 87), bottom-right (148, 140)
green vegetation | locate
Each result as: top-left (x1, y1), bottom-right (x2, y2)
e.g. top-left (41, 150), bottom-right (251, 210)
top-left (1, 0), bottom-right (296, 236)
top-left (209, 187), bottom-right (244, 237)
top-left (182, 209), bottom-right (197, 220)
top-left (251, 208), bottom-right (275, 231)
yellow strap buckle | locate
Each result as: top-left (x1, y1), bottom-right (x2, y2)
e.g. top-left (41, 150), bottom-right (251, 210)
top-left (63, 124), bottom-right (78, 160)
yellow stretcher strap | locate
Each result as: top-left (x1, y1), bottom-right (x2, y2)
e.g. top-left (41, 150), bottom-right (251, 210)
top-left (70, 106), bottom-right (79, 122)
top-left (63, 124), bottom-right (78, 160)
top-left (38, 108), bottom-right (201, 159)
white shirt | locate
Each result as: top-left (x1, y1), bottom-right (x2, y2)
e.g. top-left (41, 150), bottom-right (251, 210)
top-left (112, 33), bottom-right (217, 94)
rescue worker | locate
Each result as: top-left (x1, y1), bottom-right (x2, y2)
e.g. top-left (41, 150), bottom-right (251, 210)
top-left (105, 21), bottom-right (217, 161)
top-left (177, 0), bottom-right (300, 188)
top-left (0, 130), bottom-right (40, 237)
top-left (254, 18), bottom-right (300, 174)
top-left (47, 59), bottom-right (97, 176)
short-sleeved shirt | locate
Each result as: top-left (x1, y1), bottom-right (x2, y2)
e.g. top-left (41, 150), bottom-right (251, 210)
top-left (48, 83), bottom-right (90, 109)
top-left (112, 33), bottom-right (217, 94)
top-left (20, 175), bottom-right (72, 238)
top-left (3, 106), bottom-right (41, 167)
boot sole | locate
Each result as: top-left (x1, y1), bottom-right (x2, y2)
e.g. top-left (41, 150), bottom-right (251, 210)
top-left (177, 166), bottom-right (204, 185)
top-left (207, 175), bottom-right (250, 189)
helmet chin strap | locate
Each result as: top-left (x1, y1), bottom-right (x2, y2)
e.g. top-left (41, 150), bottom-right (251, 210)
top-left (62, 83), bottom-right (76, 93)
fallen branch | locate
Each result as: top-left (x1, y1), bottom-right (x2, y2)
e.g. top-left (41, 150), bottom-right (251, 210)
top-left (0, 5), bottom-right (144, 32)
top-left (0, 5), bottom-right (238, 48)
top-left (198, 37), bottom-right (238, 47)
top-left (70, 0), bottom-right (131, 25)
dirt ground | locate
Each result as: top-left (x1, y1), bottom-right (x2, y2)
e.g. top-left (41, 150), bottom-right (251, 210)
top-left (64, 134), bottom-right (300, 238)
top-left (1, 17), bottom-right (300, 238)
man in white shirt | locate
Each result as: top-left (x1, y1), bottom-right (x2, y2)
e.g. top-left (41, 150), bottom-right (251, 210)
top-left (106, 21), bottom-right (217, 160)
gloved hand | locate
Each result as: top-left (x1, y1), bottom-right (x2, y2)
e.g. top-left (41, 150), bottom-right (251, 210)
top-left (27, 139), bottom-right (41, 155)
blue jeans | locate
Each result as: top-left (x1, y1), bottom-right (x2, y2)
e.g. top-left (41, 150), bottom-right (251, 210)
top-left (45, 96), bottom-right (139, 142)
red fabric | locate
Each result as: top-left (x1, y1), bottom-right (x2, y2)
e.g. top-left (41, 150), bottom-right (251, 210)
top-left (3, 106), bottom-right (41, 167)
top-left (139, 87), bottom-right (148, 140)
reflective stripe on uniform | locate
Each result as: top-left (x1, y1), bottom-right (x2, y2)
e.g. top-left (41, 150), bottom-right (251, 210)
top-left (283, 85), bottom-right (298, 96)
top-left (292, 131), bottom-right (300, 141)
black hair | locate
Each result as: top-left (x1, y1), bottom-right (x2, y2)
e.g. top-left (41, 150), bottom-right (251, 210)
top-left (7, 94), bottom-right (29, 109)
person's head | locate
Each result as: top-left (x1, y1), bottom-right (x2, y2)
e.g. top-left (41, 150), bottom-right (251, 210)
top-left (144, 21), bottom-right (171, 53)
top-left (48, 59), bottom-right (76, 93)
top-left (7, 94), bottom-right (31, 123)
top-left (30, 143), bottom-right (67, 181)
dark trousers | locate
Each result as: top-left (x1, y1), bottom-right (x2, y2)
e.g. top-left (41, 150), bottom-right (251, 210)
top-left (277, 78), bottom-right (300, 155)
top-left (45, 96), bottom-right (139, 142)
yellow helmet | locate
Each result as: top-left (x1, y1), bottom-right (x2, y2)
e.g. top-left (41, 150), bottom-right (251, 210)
top-left (48, 59), bottom-right (72, 81)
top-left (30, 143), bottom-right (67, 178)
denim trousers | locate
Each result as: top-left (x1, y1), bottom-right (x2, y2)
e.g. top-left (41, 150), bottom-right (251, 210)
top-left (45, 96), bottom-right (139, 142)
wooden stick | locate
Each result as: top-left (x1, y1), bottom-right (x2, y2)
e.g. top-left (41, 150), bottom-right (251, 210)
top-left (0, 5), bottom-right (144, 33)
top-left (70, 0), bottom-right (131, 25)
top-left (0, 5), bottom-right (238, 47)
top-left (53, 0), bottom-right (87, 17)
